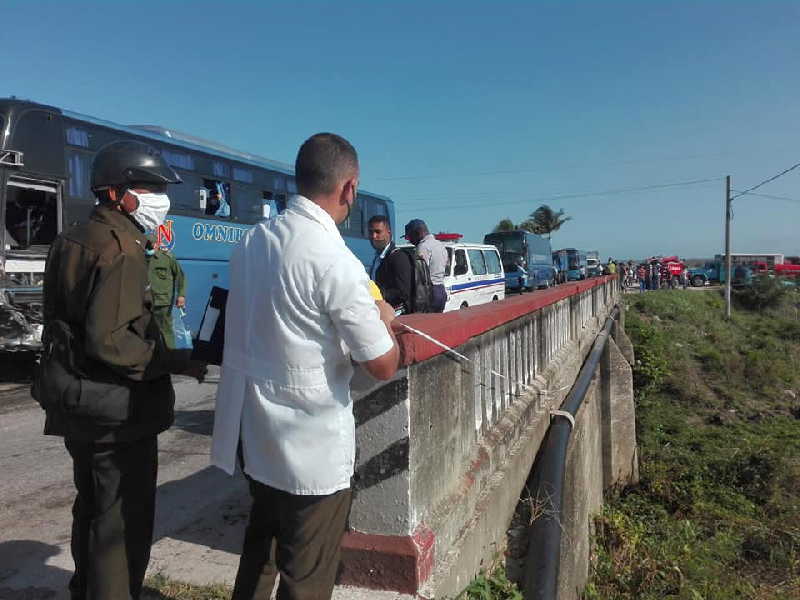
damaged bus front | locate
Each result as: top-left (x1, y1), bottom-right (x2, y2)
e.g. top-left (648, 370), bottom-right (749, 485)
top-left (0, 100), bottom-right (64, 351)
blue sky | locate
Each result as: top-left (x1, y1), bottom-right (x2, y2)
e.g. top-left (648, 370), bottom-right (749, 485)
top-left (3, 1), bottom-right (799, 259)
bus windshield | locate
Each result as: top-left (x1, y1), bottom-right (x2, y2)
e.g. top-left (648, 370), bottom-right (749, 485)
top-left (484, 232), bottom-right (524, 255)
top-left (566, 250), bottom-right (581, 269)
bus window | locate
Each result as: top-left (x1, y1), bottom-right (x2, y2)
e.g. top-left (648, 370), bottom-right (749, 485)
top-left (65, 127), bottom-right (90, 148)
top-left (202, 179), bottom-right (231, 218)
top-left (233, 167), bottom-right (253, 183)
top-left (212, 161), bottom-right (230, 178)
top-left (275, 194), bottom-right (287, 213)
top-left (338, 195), bottom-right (364, 238)
top-left (232, 186), bottom-right (264, 224)
top-left (65, 149), bottom-right (94, 224)
top-left (162, 149), bottom-right (194, 170)
top-left (468, 249), bottom-right (487, 275)
top-left (5, 179), bottom-right (58, 250)
top-left (66, 150), bottom-right (91, 198)
top-left (262, 191), bottom-right (274, 218)
top-left (366, 196), bottom-right (389, 228)
top-left (287, 179), bottom-right (298, 194)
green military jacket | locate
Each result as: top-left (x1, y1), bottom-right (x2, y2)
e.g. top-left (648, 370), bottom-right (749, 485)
top-left (39, 204), bottom-right (177, 442)
top-left (148, 249), bottom-right (186, 308)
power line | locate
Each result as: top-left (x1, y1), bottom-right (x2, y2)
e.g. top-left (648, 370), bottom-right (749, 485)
top-left (395, 176), bottom-right (723, 212)
top-left (730, 161), bottom-right (800, 199)
top-left (398, 176), bottom-right (722, 207)
top-left (375, 150), bottom-right (738, 182)
top-left (731, 189), bottom-right (800, 204)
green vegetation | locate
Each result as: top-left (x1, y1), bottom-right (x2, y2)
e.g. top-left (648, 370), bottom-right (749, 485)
top-left (586, 289), bottom-right (800, 600)
top-left (733, 275), bottom-right (794, 311)
top-left (143, 574), bottom-right (231, 600)
top-left (457, 566), bottom-right (523, 600)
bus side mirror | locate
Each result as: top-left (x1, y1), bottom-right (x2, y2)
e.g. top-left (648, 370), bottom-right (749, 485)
top-left (195, 188), bottom-right (208, 211)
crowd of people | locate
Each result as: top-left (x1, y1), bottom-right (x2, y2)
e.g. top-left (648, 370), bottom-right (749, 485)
top-left (603, 257), bottom-right (691, 292)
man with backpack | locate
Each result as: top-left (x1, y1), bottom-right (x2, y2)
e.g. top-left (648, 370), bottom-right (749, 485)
top-left (367, 215), bottom-right (416, 313)
top-left (405, 219), bottom-right (448, 313)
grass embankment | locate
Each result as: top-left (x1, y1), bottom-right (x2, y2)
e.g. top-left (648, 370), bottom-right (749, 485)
top-left (586, 289), bottom-right (800, 600)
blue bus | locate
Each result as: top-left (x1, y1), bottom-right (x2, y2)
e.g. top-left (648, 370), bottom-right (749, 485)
top-left (552, 248), bottom-right (587, 282)
top-left (0, 98), bottom-right (394, 350)
top-left (483, 230), bottom-right (556, 291)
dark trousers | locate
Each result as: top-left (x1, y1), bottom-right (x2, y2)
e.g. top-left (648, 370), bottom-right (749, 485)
top-left (65, 436), bottom-right (158, 600)
top-left (232, 478), bottom-right (352, 600)
top-left (431, 284), bottom-right (447, 313)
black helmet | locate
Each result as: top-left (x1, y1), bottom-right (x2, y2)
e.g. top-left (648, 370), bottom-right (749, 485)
top-left (91, 140), bottom-right (181, 190)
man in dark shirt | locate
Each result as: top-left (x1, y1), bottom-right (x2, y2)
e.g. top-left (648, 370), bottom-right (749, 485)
top-left (368, 215), bottom-right (414, 313)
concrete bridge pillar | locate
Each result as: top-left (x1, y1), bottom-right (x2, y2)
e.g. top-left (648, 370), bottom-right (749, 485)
top-left (338, 277), bottom-right (636, 598)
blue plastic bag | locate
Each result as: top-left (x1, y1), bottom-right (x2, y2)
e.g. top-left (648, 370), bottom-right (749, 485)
top-left (171, 309), bottom-right (194, 350)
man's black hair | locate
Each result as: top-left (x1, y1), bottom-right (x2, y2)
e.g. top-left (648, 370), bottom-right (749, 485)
top-left (368, 215), bottom-right (391, 229)
top-left (295, 133), bottom-right (358, 198)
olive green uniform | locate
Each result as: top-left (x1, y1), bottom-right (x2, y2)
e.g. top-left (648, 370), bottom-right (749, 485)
top-left (37, 204), bottom-right (184, 600)
top-left (148, 248), bottom-right (186, 349)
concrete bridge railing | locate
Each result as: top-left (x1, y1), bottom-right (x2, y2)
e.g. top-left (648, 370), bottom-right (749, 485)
top-left (341, 276), bottom-right (637, 598)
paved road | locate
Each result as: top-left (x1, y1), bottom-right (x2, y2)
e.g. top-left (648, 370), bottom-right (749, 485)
top-left (0, 371), bottom-right (410, 600)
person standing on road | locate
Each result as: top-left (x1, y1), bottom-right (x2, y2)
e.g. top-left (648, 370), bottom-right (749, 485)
top-left (637, 264), bottom-right (647, 292)
top-left (404, 218), bottom-right (448, 312)
top-left (649, 259), bottom-right (661, 291)
top-left (35, 141), bottom-right (202, 600)
top-left (211, 133), bottom-right (400, 600)
top-left (147, 242), bottom-right (187, 349)
top-left (368, 215), bottom-right (414, 313)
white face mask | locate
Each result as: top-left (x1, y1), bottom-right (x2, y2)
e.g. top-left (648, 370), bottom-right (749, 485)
top-left (126, 190), bottom-right (170, 232)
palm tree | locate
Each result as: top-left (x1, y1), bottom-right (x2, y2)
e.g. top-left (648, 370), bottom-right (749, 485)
top-left (517, 219), bottom-right (543, 234)
top-left (492, 218), bottom-right (516, 232)
top-left (524, 205), bottom-right (571, 239)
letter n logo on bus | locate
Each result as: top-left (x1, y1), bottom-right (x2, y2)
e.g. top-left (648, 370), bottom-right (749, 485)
top-left (157, 220), bottom-right (175, 251)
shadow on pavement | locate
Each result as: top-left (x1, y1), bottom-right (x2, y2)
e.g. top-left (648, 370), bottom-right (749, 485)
top-left (0, 352), bottom-right (37, 384)
top-left (154, 466), bottom-right (249, 557)
top-left (172, 409), bottom-right (214, 436)
top-left (0, 539), bottom-right (71, 599)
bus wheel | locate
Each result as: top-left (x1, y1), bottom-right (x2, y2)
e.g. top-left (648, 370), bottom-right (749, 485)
top-left (691, 275), bottom-right (705, 287)
top-left (492, 296), bottom-right (499, 302)
top-left (460, 302), bottom-right (469, 310)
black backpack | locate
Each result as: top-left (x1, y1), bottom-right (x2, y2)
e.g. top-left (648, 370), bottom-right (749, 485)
top-left (400, 247), bottom-right (433, 313)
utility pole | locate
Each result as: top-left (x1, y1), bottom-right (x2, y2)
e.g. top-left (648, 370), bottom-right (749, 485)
top-left (724, 175), bottom-right (732, 319)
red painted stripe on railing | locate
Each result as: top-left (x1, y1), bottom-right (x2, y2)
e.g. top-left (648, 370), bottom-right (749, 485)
top-left (394, 275), bottom-right (616, 366)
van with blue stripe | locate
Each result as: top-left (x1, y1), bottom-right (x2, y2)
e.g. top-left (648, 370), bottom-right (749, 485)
top-left (440, 238), bottom-right (505, 311)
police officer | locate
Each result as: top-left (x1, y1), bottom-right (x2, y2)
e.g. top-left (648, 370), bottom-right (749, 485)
top-left (36, 140), bottom-right (199, 600)
top-left (147, 241), bottom-right (187, 349)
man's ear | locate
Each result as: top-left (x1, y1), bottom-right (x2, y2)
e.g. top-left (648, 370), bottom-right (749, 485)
top-left (119, 189), bottom-right (139, 214)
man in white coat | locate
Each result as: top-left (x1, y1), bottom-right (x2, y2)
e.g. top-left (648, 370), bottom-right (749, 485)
top-left (211, 133), bottom-right (400, 600)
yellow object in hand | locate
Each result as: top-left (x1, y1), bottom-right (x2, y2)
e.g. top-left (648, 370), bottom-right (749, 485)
top-left (368, 280), bottom-right (383, 301)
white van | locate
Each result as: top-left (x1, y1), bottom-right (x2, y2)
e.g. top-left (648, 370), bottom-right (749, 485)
top-left (442, 242), bottom-right (505, 311)
top-left (397, 240), bottom-right (505, 311)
